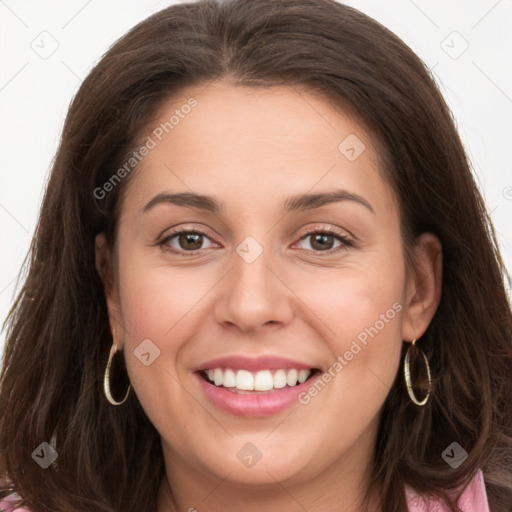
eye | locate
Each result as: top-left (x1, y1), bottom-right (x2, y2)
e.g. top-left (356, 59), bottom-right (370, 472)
top-left (294, 227), bottom-right (353, 253)
top-left (157, 225), bottom-right (353, 255)
top-left (158, 227), bottom-right (218, 253)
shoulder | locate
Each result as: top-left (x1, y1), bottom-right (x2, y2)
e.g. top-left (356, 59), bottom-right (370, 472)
top-left (405, 469), bottom-right (490, 512)
top-left (0, 493), bottom-right (31, 512)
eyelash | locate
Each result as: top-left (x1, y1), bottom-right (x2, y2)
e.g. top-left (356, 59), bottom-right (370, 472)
top-left (157, 225), bottom-right (353, 255)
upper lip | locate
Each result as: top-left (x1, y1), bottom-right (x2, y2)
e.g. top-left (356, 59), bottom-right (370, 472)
top-left (192, 355), bottom-right (317, 372)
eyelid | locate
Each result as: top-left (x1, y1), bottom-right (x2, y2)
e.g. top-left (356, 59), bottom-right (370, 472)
top-left (294, 223), bottom-right (353, 243)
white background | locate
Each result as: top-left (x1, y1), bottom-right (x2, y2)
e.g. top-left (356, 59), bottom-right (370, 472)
top-left (1, 0), bottom-right (511, 352)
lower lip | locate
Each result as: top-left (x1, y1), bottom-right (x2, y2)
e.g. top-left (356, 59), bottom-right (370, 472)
top-left (194, 371), bottom-right (320, 417)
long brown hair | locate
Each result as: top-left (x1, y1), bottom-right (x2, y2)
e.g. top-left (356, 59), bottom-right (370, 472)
top-left (1, 1), bottom-right (511, 511)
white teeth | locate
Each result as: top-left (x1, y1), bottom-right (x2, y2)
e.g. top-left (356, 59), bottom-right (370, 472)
top-left (223, 368), bottom-right (236, 388)
top-left (236, 369), bottom-right (254, 390)
top-left (286, 369), bottom-right (298, 386)
top-left (298, 369), bottom-right (310, 383)
top-left (204, 368), bottom-right (313, 390)
top-left (272, 369), bottom-right (287, 389)
top-left (213, 368), bottom-right (223, 386)
top-left (254, 370), bottom-right (273, 391)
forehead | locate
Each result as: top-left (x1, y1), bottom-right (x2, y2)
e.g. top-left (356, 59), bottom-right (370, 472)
top-left (122, 81), bottom-right (396, 220)
top-left (144, 81), bottom-right (375, 161)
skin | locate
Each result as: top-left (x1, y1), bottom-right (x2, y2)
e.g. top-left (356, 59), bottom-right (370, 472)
top-left (95, 81), bottom-right (442, 512)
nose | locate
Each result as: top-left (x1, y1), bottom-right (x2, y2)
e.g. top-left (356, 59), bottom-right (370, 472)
top-left (214, 238), bottom-right (294, 333)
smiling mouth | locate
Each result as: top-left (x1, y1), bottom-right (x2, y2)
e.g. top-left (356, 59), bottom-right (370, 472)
top-left (197, 367), bottom-right (321, 393)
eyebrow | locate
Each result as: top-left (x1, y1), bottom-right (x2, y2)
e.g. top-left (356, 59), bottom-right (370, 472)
top-left (284, 189), bottom-right (375, 214)
top-left (142, 189), bottom-right (375, 215)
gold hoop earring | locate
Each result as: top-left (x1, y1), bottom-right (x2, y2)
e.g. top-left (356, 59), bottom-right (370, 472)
top-left (403, 338), bottom-right (431, 406)
top-left (104, 343), bottom-right (131, 406)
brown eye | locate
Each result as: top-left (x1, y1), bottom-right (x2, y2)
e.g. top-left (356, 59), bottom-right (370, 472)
top-left (159, 228), bottom-right (217, 253)
top-left (309, 233), bottom-right (336, 251)
top-left (295, 229), bottom-right (353, 253)
top-left (176, 232), bottom-right (203, 251)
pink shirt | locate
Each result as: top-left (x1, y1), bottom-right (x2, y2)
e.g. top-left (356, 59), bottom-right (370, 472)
top-left (0, 469), bottom-right (489, 511)
top-left (405, 469), bottom-right (490, 512)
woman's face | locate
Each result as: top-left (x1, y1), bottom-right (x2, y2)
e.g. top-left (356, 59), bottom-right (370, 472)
top-left (98, 81), bottom-right (441, 503)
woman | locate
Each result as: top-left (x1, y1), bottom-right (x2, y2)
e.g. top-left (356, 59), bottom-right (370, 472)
top-left (1, 0), bottom-right (510, 511)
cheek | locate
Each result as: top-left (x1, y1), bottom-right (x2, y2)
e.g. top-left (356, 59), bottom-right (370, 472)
top-left (114, 248), bottom-right (228, 413)
top-left (292, 248), bottom-right (405, 352)
top-left (308, 277), bottom-right (403, 391)
top-left (115, 250), bottom-right (213, 342)
top-left (115, 252), bottom-right (205, 425)
top-left (291, 243), bottom-right (406, 407)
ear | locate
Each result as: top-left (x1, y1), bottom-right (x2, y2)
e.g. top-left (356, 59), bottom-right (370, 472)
top-left (95, 233), bottom-right (123, 349)
top-left (401, 232), bottom-right (443, 341)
